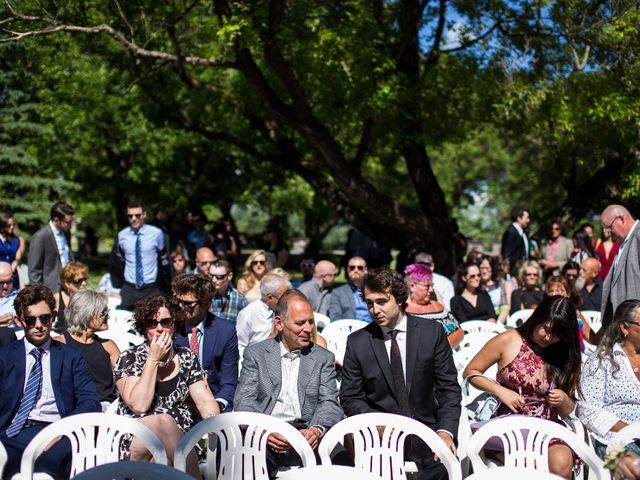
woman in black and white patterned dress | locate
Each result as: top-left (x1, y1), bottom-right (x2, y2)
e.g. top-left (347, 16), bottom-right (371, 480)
top-left (114, 293), bottom-right (219, 476)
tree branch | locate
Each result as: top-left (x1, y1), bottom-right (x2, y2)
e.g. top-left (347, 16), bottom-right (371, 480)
top-left (352, 117), bottom-right (374, 170)
top-left (425, 0), bottom-right (446, 64)
top-left (441, 22), bottom-right (499, 53)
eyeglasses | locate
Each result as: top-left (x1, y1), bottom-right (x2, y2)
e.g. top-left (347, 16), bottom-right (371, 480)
top-left (525, 272), bottom-right (539, 277)
top-left (626, 321), bottom-right (640, 328)
top-left (551, 226), bottom-right (561, 231)
top-left (127, 213), bottom-right (142, 219)
top-left (146, 318), bottom-right (174, 328)
top-left (348, 265), bottom-right (365, 271)
top-left (466, 274), bottom-right (481, 279)
top-left (211, 274), bottom-right (229, 280)
top-left (251, 260), bottom-right (266, 266)
top-left (99, 308), bottom-right (110, 322)
top-left (603, 215), bottom-right (622, 233)
top-left (22, 313), bottom-right (54, 328)
top-left (176, 298), bottom-right (199, 309)
top-left (71, 277), bottom-right (88, 286)
top-left (413, 282), bottom-right (433, 289)
top-left (0, 277), bottom-right (13, 286)
top-left (197, 260), bottom-right (214, 266)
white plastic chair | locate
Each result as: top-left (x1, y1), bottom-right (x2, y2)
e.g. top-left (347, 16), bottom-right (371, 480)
top-left (466, 416), bottom-right (607, 479)
top-left (609, 421), bottom-right (640, 447)
top-left (278, 464), bottom-right (382, 480)
top-left (461, 320), bottom-right (506, 336)
top-left (72, 461), bottom-right (193, 480)
top-left (313, 312), bottom-right (331, 331)
top-left (505, 309), bottom-right (534, 329)
top-left (465, 467), bottom-right (564, 479)
top-left (321, 319), bottom-right (368, 365)
top-left (582, 310), bottom-right (602, 333)
top-left (317, 412), bottom-right (462, 480)
top-left (174, 411), bottom-right (316, 480)
top-left (99, 309), bottom-right (143, 352)
top-left (452, 332), bottom-right (496, 373)
top-left (18, 413), bottom-right (167, 480)
top-left (0, 441), bottom-right (7, 480)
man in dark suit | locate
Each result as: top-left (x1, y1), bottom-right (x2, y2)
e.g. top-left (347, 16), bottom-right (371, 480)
top-left (501, 205), bottom-right (530, 277)
top-left (0, 285), bottom-right (101, 478)
top-left (173, 273), bottom-right (239, 412)
top-left (234, 290), bottom-right (344, 477)
top-left (340, 267), bottom-right (461, 480)
top-left (28, 202), bottom-right (75, 292)
top-left (328, 256), bottom-right (371, 322)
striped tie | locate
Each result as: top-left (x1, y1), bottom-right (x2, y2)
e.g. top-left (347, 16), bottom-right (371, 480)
top-left (190, 327), bottom-right (200, 358)
top-left (6, 348), bottom-right (44, 437)
top-left (135, 231), bottom-right (144, 287)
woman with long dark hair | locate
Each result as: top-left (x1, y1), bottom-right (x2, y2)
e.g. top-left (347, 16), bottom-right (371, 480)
top-left (463, 296), bottom-right (583, 478)
top-left (450, 263), bottom-right (496, 323)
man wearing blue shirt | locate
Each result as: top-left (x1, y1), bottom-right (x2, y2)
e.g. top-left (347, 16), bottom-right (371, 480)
top-left (328, 256), bottom-right (371, 322)
top-left (117, 201), bottom-right (165, 310)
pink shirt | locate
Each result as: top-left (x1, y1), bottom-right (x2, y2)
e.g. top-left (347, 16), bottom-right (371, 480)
top-left (546, 238), bottom-right (559, 261)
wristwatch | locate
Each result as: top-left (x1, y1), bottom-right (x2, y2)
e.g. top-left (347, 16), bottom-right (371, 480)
top-left (217, 401), bottom-right (225, 413)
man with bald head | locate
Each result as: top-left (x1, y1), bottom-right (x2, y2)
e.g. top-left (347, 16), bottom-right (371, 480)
top-left (579, 257), bottom-right (602, 311)
top-left (195, 247), bottom-right (215, 276)
top-left (297, 260), bottom-right (337, 316)
top-left (0, 261), bottom-right (18, 327)
top-left (600, 205), bottom-right (640, 331)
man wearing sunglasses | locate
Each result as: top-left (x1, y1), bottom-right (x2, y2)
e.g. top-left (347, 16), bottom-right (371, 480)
top-left (0, 285), bottom-right (100, 478)
top-left (208, 259), bottom-right (247, 325)
top-left (328, 256), bottom-right (371, 322)
top-left (28, 202), bottom-right (75, 292)
top-left (173, 274), bottom-right (239, 413)
top-left (114, 201), bottom-right (166, 310)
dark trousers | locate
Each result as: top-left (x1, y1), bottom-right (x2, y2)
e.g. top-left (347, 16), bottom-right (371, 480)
top-left (408, 436), bottom-right (449, 480)
top-left (118, 282), bottom-right (159, 311)
top-left (266, 443), bottom-right (350, 479)
top-left (1, 426), bottom-right (72, 479)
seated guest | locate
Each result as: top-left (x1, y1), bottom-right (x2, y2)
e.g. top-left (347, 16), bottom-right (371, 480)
top-left (237, 249), bottom-right (271, 303)
top-left (414, 252), bottom-right (455, 310)
top-left (464, 296), bottom-right (582, 479)
top-left (404, 263), bottom-right (464, 349)
top-left (0, 261), bottom-right (18, 328)
top-left (298, 260), bottom-right (337, 316)
top-left (545, 275), bottom-right (592, 349)
top-left (54, 261), bottom-right (89, 333)
top-left (478, 255), bottom-right (512, 324)
top-left (234, 290), bottom-right (343, 478)
top-left (577, 299), bottom-right (640, 458)
top-left (53, 289), bottom-right (120, 407)
top-left (571, 229), bottom-right (597, 265)
top-left (291, 257), bottom-right (315, 288)
top-left (579, 257), bottom-right (603, 312)
top-left (450, 263), bottom-right (496, 323)
top-left (561, 261), bottom-right (581, 290)
top-left (173, 274), bottom-right (239, 413)
top-left (0, 285), bottom-right (100, 478)
top-left (328, 256), bottom-right (371, 322)
top-left (209, 259), bottom-right (248, 325)
top-left (171, 249), bottom-right (191, 276)
top-left (510, 260), bottom-right (544, 312)
top-left (114, 294), bottom-right (219, 476)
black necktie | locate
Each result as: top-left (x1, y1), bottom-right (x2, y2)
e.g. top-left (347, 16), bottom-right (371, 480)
top-left (389, 330), bottom-right (411, 416)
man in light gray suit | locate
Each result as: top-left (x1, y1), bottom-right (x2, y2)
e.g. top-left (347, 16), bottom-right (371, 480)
top-left (234, 289), bottom-right (344, 476)
top-left (28, 202), bottom-right (75, 292)
top-left (599, 205), bottom-right (640, 338)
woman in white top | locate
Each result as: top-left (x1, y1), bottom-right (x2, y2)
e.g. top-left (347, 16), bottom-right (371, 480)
top-left (577, 299), bottom-right (640, 457)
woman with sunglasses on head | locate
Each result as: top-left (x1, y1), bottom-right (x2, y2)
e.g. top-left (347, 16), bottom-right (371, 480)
top-left (113, 294), bottom-right (219, 476)
top-left (53, 289), bottom-right (120, 409)
top-left (237, 249), bottom-right (272, 303)
top-left (53, 261), bottom-right (89, 333)
top-left (450, 262), bottom-right (496, 323)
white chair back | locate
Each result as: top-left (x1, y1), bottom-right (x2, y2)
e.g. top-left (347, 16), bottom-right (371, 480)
top-left (506, 309), bottom-right (534, 329)
top-left (610, 421), bottom-right (640, 447)
top-left (174, 412), bottom-right (316, 480)
top-left (72, 461), bottom-right (193, 480)
top-left (321, 319), bottom-right (368, 365)
top-left (582, 310), bottom-right (602, 333)
top-left (314, 312), bottom-right (330, 331)
top-left (461, 320), bottom-right (506, 336)
top-left (0, 441), bottom-right (7, 480)
top-left (318, 412), bottom-right (461, 480)
top-left (19, 413), bottom-right (167, 480)
top-left (278, 465), bottom-right (382, 480)
top-left (466, 416), bottom-right (607, 479)
top-left (465, 467), bottom-right (564, 479)
top-left (99, 309), bottom-right (143, 352)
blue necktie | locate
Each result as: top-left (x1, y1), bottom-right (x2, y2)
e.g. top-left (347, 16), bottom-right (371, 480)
top-left (6, 348), bottom-right (44, 437)
top-left (135, 231), bottom-right (143, 287)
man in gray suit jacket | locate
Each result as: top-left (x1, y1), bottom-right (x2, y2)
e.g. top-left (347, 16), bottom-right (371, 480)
top-left (328, 256), bottom-right (371, 322)
top-left (599, 205), bottom-right (640, 336)
top-left (234, 290), bottom-right (344, 476)
top-left (28, 202), bottom-right (75, 292)
top-left (539, 220), bottom-right (573, 280)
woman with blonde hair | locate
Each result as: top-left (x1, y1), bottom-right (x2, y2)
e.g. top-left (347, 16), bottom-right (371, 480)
top-left (237, 249), bottom-right (272, 303)
top-left (510, 260), bottom-right (544, 313)
top-left (54, 261), bottom-right (89, 332)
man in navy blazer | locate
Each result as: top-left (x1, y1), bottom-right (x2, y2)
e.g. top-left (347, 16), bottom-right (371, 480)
top-left (0, 285), bottom-right (101, 478)
top-left (501, 205), bottom-right (530, 277)
top-left (173, 274), bottom-right (239, 412)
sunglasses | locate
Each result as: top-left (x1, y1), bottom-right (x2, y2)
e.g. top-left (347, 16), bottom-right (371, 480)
top-left (197, 260), bottom-right (214, 266)
top-left (466, 274), bottom-right (481, 279)
top-left (23, 313), bottom-right (54, 328)
top-left (211, 274), bottom-right (229, 280)
top-left (176, 298), bottom-right (199, 309)
top-left (146, 318), bottom-right (174, 328)
top-left (99, 308), bottom-right (110, 322)
top-left (300, 263), bottom-right (315, 268)
top-left (127, 213), bottom-right (142, 219)
top-left (251, 260), bottom-right (266, 266)
top-left (348, 265), bottom-right (365, 271)
top-left (71, 277), bottom-right (88, 286)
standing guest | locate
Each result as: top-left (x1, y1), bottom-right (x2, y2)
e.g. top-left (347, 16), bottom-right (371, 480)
top-left (341, 267), bottom-right (461, 480)
top-left (237, 249), bottom-right (271, 303)
top-left (209, 259), bottom-right (248, 326)
top-left (478, 255), bottom-right (511, 324)
top-left (171, 249), bottom-right (190, 276)
top-left (579, 258), bottom-right (603, 312)
top-left (0, 214), bottom-right (24, 290)
top-left (450, 263), bottom-right (496, 323)
top-left (0, 285), bottom-right (100, 478)
top-left (0, 261), bottom-right (18, 328)
top-left (291, 257), bottom-right (315, 289)
top-left (264, 223), bottom-right (289, 269)
top-left (510, 260), bottom-right (544, 313)
top-left (539, 221), bottom-right (574, 280)
top-left (114, 201), bottom-right (167, 311)
top-left (404, 263), bottom-right (464, 349)
top-left (600, 205), bottom-right (640, 334)
top-left (53, 261), bottom-right (89, 333)
top-left (571, 229), bottom-right (597, 264)
top-left (173, 274), bottom-right (239, 413)
top-left (234, 290), bottom-right (343, 478)
top-left (297, 260), bottom-right (337, 316)
top-left (186, 211), bottom-right (208, 257)
top-left (463, 296), bottom-right (582, 479)
top-left (596, 228), bottom-right (620, 281)
top-left (194, 247), bottom-right (215, 276)
top-left (414, 252), bottom-right (455, 310)
top-left (28, 202), bottom-right (75, 292)
top-left (328, 256), bottom-right (371, 322)
top-left (501, 206), bottom-right (530, 277)
top-left (207, 219), bottom-right (236, 260)
top-left (53, 290), bottom-right (120, 407)
top-left (113, 294), bottom-right (219, 476)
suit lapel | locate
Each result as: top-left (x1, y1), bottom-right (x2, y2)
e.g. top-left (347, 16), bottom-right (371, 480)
top-left (612, 239), bottom-right (631, 286)
top-left (202, 315), bottom-right (217, 370)
top-left (405, 315), bottom-right (420, 395)
top-left (46, 227), bottom-right (61, 266)
top-left (49, 341), bottom-right (65, 416)
top-left (265, 340), bottom-right (282, 394)
top-left (297, 345), bottom-right (316, 412)
top-left (369, 325), bottom-right (395, 396)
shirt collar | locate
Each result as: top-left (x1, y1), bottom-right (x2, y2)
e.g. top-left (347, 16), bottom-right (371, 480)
top-left (129, 224), bottom-right (145, 235)
top-left (279, 341), bottom-right (301, 359)
top-left (381, 314), bottom-right (408, 337)
top-left (512, 222), bottom-right (524, 236)
top-left (24, 337), bottom-right (51, 354)
top-left (49, 220), bottom-right (62, 236)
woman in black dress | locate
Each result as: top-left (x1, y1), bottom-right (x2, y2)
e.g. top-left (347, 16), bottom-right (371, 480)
top-left (450, 262), bottom-right (496, 322)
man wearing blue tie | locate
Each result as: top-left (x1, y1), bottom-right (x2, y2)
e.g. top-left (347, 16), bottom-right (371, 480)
top-left (0, 285), bottom-right (100, 478)
top-left (117, 201), bottom-right (166, 310)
